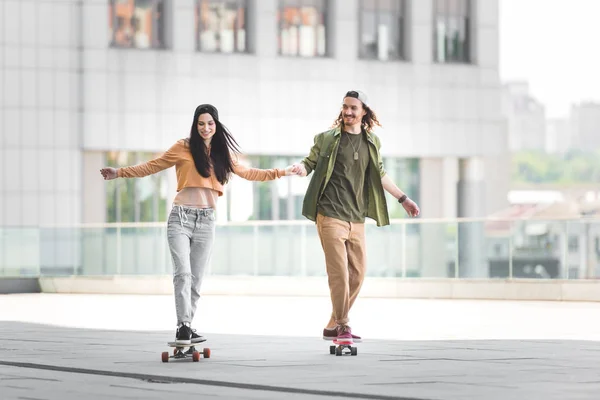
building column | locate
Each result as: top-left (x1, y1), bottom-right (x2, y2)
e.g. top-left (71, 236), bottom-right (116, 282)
top-left (484, 155), bottom-right (510, 215)
top-left (330, 0), bottom-right (358, 61)
top-left (253, 0), bottom-right (278, 57)
top-left (457, 157), bottom-right (487, 277)
top-left (419, 157), bottom-right (457, 277)
top-left (407, 0), bottom-right (433, 64)
top-left (82, 152), bottom-right (106, 224)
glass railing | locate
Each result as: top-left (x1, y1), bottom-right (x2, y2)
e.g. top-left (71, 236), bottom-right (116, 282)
top-left (2, 217), bottom-right (600, 279)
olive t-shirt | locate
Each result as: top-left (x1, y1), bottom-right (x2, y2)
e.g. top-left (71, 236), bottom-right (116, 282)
top-left (317, 131), bottom-right (369, 223)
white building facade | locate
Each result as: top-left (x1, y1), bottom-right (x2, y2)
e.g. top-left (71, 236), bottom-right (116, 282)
top-left (0, 0), bottom-right (505, 231)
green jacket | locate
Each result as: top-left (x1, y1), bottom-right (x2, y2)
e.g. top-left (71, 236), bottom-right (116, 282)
top-left (301, 127), bottom-right (390, 227)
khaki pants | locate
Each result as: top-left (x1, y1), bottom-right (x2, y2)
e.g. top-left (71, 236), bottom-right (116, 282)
top-left (316, 213), bottom-right (367, 328)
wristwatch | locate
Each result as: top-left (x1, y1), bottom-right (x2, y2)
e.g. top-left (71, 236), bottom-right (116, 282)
top-left (398, 195), bottom-right (407, 204)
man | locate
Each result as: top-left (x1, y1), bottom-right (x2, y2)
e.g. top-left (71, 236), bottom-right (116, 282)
top-left (291, 90), bottom-right (420, 343)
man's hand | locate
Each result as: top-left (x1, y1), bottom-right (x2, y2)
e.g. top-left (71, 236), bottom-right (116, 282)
top-left (291, 163), bottom-right (307, 177)
top-left (100, 167), bottom-right (118, 180)
top-left (402, 198), bottom-right (420, 217)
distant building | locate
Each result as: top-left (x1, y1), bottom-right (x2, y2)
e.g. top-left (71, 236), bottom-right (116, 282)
top-left (546, 118), bottom-right (572, 154)
top-left (503, 81), bottom-right (547, 152)
top-left (570, 102), bottom-right (600, 151)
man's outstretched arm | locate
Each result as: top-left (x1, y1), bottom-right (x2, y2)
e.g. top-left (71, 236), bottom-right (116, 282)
top-left (381, 174), bottom-right (420, 217)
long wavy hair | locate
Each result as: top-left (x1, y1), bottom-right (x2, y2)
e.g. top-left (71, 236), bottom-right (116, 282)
top-left (188, 104), bottom-right (241, 185)
top-left (332, 103), bottom-right (382, 132)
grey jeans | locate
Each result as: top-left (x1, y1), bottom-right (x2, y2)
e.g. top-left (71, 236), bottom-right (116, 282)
top-left (167, 205), bottom-right (216, 326)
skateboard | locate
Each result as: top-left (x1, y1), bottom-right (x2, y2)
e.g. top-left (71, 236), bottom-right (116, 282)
top-left (161, 342), bottom-right (211, 362)
top-left (329, 339), bottom-right (358, 356)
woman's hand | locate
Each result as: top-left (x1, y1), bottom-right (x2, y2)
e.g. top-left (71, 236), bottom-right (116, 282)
top-left (284, 165), bottom-right (297, 176)
top-left (100, 167), bottom-right (118, 180)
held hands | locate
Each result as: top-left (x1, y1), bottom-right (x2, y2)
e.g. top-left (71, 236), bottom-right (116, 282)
top-left (284, 163), bottom-right (307, 177)
top-left (100, 167), bottom-right (118, 180)
top-left (284, 165), bottom-right (296, 176)
top-left (402, 198), bottom-right (420, 218)
top-left (290, 163), bottom-right (307, 177)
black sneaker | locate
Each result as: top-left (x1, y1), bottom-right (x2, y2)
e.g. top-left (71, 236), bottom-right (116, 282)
top-left (176, 324), bottom-right (192, 345)
top-left (191, 329), bottom-right (206, 344)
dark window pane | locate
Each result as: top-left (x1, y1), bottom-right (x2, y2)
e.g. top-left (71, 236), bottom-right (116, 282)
top-left (109, 0), bottom-right (164, 49)
top-left (198, 0), bottom-right (248, 53)
top-left (434, 0), bottom-right (470, 63)
top-left (397, 17), bottom-right (404, 58)
top-left (447, 16), bottom-right (459, 61)
top-left (359, 0), bottom-right (404, 61)
top-left (278, 1), bottom-right (327, 57)
top-left (462, 16), bottom-right (470, 61)
top-left (460, 0), bottom-right (470, 16)
top-left (359, 10), bottom-right (377, 59)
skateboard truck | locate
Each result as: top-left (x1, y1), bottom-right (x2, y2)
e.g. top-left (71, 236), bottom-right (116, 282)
top-left (330, 339), bottom-right (358, 356)
top-left (162, 342), bottom-right (211, 362)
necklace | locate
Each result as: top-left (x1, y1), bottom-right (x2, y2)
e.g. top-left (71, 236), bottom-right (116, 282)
top-left (345, 132), bottom-right (361, 161)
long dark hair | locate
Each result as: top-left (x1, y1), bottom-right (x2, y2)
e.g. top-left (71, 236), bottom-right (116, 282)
top-left (332, 104), bottom-right (382, 132)
top-left (188, 104), bottom-right (241, 185)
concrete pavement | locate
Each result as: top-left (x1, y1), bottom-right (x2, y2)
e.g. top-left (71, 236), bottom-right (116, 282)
top-left (1, 294), bottom-right (600, 399)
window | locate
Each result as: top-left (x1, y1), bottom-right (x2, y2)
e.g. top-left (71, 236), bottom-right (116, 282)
top-left (105, 151), bottom-right (168, 222)
top-left (109, 0), bottom-right (165, 49)
top-left (359, 0), bottom-right (405, 61)
top-left (433, 0), bottom-right (470, 63)
top-left (196, 0), bottom-right (248, 53)
top-left (278, 0), bottom-right (327, 57)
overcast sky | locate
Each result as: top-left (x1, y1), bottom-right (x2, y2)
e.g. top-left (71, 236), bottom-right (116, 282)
top-left (500, 0), bottom-right (600, 118)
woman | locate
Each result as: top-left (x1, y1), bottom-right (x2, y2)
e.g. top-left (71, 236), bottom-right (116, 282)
top-left (100, 104), bottom-right (294, 344)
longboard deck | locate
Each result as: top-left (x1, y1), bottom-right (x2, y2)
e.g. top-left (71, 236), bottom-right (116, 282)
top-left (333, 339), bottom-right (354, 345)
top-left (167, 341), bottom-right (206, 347)
top-left (323, 337), bottom-right (363, 343)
